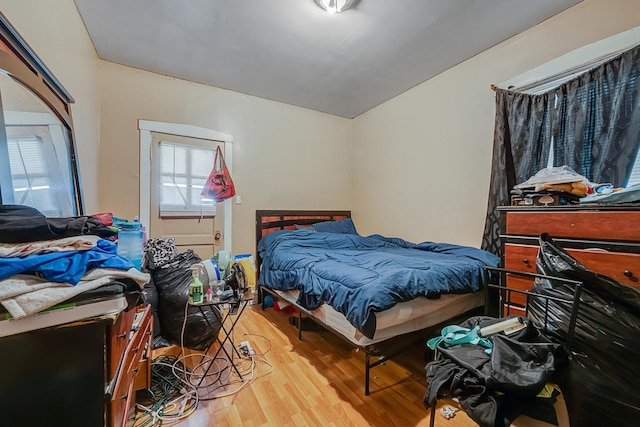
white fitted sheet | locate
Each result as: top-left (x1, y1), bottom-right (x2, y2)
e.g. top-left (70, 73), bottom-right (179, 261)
top-left (268, 289), bottom-right (484, 346)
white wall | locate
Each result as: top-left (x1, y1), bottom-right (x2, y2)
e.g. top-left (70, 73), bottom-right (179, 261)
top-left (352, 0), bottom-right (640, 247)
top-left (98, 61), bottom-right (352, 255)
top-left (0, 0), bottom-right (101, 214)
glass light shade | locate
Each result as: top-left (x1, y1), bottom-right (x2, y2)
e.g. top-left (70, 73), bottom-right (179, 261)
top-left (314, 0), bottom-right (355, 13)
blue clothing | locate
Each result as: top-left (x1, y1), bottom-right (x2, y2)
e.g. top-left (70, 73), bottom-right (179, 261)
top-left (0, 239), bottom-right (134, 285)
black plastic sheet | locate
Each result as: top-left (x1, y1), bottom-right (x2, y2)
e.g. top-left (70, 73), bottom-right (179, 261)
top-left (152, 250), bottom-right (221, 351)
top-left (531, 233), bottom-right (640, 427)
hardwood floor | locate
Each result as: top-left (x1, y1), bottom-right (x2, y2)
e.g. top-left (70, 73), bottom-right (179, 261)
top-left (137, 305), bottom-right (559, 427)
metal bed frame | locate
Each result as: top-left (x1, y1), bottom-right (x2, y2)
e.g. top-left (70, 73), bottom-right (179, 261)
top-left (254, 209), bottom-right (486, 396)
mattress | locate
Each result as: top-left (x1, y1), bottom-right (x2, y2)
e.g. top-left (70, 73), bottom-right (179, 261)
top-left (0, 293), bottom-right (127, 338)
top-left (269, 288), bottom-right (484, 346)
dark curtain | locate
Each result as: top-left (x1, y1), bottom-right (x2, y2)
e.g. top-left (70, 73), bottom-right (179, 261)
top-left (481, 90), bottom-right (553, 255)
top-left (481, 44), bottom-right (640, 256)
top-left (552, 46), bottom-right (640, 184)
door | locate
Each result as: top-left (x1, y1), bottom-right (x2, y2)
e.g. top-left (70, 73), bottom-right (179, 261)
top-left (139, 120), bottom-right (234, 261)
top-left (148, 132), bottom-right (224, 259)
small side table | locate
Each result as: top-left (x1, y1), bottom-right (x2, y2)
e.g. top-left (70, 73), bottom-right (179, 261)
top-left (188, 292), bottom-right (252, 386)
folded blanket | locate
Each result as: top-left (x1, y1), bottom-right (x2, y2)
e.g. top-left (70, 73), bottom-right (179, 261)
top-left (0, 235), bottom-right (101, 258)
top-left (0, 267), bottom-right (149, 319)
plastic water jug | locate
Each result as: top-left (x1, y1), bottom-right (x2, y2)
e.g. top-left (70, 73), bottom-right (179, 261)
top-left (117, 220), bottom-right (143, 270)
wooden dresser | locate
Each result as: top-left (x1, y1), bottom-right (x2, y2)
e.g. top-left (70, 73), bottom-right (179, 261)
top-left (499, 206), bottom-right (640, 315)
top-left (0, 302), bottom-right (152, 427)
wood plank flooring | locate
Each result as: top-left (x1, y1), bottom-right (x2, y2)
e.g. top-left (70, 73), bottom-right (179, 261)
top-left (137, 305), bottom-right (554, 427)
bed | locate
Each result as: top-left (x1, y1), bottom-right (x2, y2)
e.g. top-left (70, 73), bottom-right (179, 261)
top-left (255, 210), bottom-right (500, 394)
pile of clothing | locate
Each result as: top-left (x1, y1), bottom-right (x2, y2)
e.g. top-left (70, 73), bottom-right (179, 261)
top-left (0, 205), bottom-right (148, 319)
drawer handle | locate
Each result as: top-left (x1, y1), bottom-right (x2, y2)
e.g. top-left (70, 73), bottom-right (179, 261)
top-left (117, 333), bottom-right (127, 338)
top-left (624, 270), bottom-right (634, 278)
top-left (522, 258), bottom-right (530, 265)
top-left (120, 394), bottom-right (128, 400)
top-left (133, 367), bottom-right (139, 374)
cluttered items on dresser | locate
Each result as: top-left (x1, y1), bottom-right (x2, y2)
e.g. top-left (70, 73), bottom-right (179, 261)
top-left (0, 205), bottom-right (148, 324)
top-left (509, 165), bottom-right (640, 206)
top-left (0, 205), bottom-right (151, 427)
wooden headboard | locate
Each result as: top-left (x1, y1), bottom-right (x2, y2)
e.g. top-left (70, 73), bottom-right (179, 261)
top-left (255, 209), bottom-right (351, 281)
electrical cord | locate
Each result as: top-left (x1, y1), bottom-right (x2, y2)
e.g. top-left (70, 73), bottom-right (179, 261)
top-left (133, 354), bottom-right (198, 426)
top-left (134, 302), bottom-right (276, 423)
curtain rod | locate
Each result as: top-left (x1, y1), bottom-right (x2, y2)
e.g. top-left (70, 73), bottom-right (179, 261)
top-left (490, 45), bottom-right (634, 94)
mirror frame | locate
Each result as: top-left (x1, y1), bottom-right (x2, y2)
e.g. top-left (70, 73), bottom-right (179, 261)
top-left (0, 12), bottom-right (84, 215)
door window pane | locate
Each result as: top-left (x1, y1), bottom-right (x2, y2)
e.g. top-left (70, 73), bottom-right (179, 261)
top-left (158, 141), bottom-right (216, 217)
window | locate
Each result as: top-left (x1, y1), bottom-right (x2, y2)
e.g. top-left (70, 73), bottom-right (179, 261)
top-left (498, 29), bottom-right (640, 188)
top-left (5, 129), bottom-right (73, 216)
top-left (158, 141), bottom-right (217, 217)
top-left (0, 109), bottom-right (76, 217)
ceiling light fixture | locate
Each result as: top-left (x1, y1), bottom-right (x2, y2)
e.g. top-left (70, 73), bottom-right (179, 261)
top-left (314, 0), bottom-right (355, 14)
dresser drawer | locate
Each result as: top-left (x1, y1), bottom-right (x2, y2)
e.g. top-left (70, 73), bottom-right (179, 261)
top-left (570, 249), bottom-right (640, 286)
top-left (505, 210), bottom-right (640, 241)
top-left (504, 243), bottom-right (640, 304)
top-left (109, 308), bottom-right (136, 379)
top-left (503, 244), bottom-right (538, 306)
top-left (110, 305), bottom-right (152, 427)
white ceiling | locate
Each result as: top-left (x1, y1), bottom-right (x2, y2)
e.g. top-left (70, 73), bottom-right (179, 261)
top-left (74, 0), bottom-right (582, 119)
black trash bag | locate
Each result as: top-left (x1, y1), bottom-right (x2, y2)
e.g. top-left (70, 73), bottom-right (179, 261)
top-left (532, 233), bottom-right (640, 427)
top-left (153, 250), bottom-right (221, 351)
top-left (142, 275), bottom-right (162, 339)
top-left (425, 315), bottom-right (564, 427)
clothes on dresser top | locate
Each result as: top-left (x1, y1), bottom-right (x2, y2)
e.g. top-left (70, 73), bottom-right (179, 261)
top-left (0, 239), bottom-right (133, 285)
top-left (0, 205), bottom-right (117, 243)
top-left (0, 267), bottom-right (149, 319)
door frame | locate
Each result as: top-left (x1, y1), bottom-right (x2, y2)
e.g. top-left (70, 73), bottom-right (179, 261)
top-left (138, 120), bottom-right (234, 254)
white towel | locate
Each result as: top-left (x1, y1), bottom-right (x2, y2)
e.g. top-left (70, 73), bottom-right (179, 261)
top-left (0, 267), bottom-right (149, 319)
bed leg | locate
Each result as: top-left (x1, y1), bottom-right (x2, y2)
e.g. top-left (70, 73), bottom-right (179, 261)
top-left (258, 286), bottom-right (264, 309)
top-left (365, 353), bottom-right (371, 396)
top-left (429, 400), bottom-right (436, 427)
top-left (298, 311), bottom-right (303, 341)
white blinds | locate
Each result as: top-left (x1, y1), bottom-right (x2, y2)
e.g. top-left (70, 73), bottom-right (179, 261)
top-left (7, 134), bottom-right (67, 216)
top-left (158, 141), bottom-right (216, 217)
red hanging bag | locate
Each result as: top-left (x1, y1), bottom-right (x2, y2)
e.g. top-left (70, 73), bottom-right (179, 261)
top-left (201, 146), bottom-right (236, 202)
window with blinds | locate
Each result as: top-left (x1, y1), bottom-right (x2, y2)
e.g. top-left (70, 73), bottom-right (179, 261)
top-left (4, 128), bottom-right (74, 217)
top-left (158, 141), bottom-right (217, 217)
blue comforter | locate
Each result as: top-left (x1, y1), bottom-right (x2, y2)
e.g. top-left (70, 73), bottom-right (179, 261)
top-left (258, 230), bottom-right (499, 339)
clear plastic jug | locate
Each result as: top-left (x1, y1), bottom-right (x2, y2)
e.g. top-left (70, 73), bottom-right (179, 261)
top-left (117, 220), bottom-right (143, 270)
